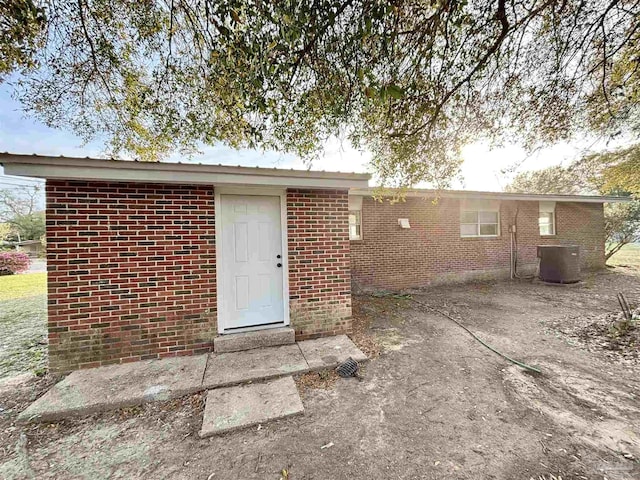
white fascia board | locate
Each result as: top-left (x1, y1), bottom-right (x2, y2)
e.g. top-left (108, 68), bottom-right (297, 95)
top-left (349, 187), bottom-right (631, 204)
top-left (2, 158), bottom-right (370, 189)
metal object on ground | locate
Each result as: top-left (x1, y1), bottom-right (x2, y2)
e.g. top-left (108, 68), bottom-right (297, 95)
top-left (537, 245), bottom-right (581, 284)
top-left (617, 293), bottom-right (632, 321)
top-left (336, 357), bottom-right (359, 378)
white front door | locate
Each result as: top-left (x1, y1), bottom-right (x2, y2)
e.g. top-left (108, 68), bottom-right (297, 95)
top-left (219, 194), bottom-right (285, 331)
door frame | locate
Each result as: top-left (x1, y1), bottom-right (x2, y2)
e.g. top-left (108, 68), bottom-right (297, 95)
top-left (214, 186), bottom-right (290, 334)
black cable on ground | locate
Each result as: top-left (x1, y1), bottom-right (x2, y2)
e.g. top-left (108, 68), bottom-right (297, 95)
top-left (409, 297), bottom-right (542, 374)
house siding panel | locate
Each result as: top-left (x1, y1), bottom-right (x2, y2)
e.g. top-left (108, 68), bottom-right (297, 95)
top-left (45, 179), bottom-right (605, 372)
top-left (350, 197), bottom-right (605, 290)
top-left (46, 181), bottom-right (217, 372)
top-left (287, 189), bottom-right (352, 340)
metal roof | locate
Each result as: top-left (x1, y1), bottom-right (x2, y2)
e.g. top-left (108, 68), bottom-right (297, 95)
top-left (0, 153), bottom-right (370, 189)
top-left (349, 187), bottom-right (630, 203)
top-left (1, 152), bottom-right (631, 203)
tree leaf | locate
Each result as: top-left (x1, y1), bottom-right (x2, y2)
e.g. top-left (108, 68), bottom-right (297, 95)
top-left (387, 85), bottom-right (404, 99)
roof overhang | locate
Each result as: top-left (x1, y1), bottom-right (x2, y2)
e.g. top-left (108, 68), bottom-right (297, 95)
top-left (2, 153), bottom-right (631, 203)
top-left (0, 153), bottom-right (371, 189)
top-left (349, 187), bottom-right (631, 203)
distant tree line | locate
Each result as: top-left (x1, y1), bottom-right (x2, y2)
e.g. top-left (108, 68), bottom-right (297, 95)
top-left (0, 185), bottom-right (45, 247)
top-left (507, 145), bottom-right (640, 261)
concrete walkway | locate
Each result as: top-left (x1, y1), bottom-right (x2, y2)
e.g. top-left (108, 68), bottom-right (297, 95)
top-left (25, 259), bottom-right (47, 274)
top-left (200, 376), bottom-right (304, 437)
top-left (19, 335), bottom-right (367, 422)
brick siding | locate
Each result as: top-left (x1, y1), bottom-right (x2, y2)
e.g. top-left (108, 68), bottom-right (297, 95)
top-left (46, 183), bottom-right (353, 372)
top-left (287, 189), bottom-right (352, 339)
top-left (48, 181), bottom-right (602, 370)
top-left (350, 196), bottom-right (605, 290)
top-left (46, 181), bottom-right (217, 371)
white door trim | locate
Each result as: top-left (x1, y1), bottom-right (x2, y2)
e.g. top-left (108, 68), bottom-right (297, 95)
top-left (214, 187), bottom-right (290, 334)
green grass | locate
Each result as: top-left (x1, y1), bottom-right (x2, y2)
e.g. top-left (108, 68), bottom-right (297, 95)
top-left (608, 243), bottom-right (640, 268)
top-left (0, 273), bottom-right (48, 378)
top-left (0, 272), bottom-right (47, 301)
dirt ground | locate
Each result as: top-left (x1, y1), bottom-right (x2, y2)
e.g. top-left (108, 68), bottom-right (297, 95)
top-left (1, 267), bottom-right (639, 479)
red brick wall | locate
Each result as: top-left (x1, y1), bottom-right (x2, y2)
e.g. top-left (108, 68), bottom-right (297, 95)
top-left (46, 181), bottom-right (217, 371)
top-left (287, 189), bottom-right (352, 339)
top-left (350, 196), bottom-right (605, 290)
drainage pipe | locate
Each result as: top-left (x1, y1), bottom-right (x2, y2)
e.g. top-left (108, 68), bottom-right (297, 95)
top-left (511, 204), bottom-right (535, 280)
top-left (510, 229), bottom-right (515, 279)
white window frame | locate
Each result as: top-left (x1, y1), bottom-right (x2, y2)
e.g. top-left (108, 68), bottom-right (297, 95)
top-left (539, 201), bottom-right (556, 236)
top-left (460, 200), bottom-right (501, 238)
top-left (349, 210), bottom-right (362, 240)
top-left (348, 195), bottom-right (363, 241)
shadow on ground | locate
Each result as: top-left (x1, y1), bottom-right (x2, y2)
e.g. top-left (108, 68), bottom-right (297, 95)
top-left (1, 268), bottom-right (639, 479)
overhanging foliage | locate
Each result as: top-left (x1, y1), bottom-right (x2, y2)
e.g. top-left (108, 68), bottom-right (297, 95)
top-left (506, 147), bottom-right (640, 261)
top-left (2, 0), bottom-right (639, 186)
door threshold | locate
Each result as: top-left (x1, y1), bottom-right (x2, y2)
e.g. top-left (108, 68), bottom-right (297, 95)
top-left (221, 322), bottom-right (287, 335)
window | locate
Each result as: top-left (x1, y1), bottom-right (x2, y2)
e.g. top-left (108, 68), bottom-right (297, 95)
top-left (349, 210), bottom-right (362, 240)
top-left (539, 201), bottom-right (556, 235)
top-left (348, 195), bottom-right (363, 240)
top-left (460, 200), bottom-right (500, 237)
top-left (539, 213), bottom-right (554, 235)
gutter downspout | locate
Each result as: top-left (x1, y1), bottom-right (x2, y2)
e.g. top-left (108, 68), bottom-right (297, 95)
top-left (510, 203), bottom-right (534, 280)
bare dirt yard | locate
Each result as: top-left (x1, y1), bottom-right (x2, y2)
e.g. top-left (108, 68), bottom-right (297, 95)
top-left (1, 266), bottom-right (639, 479)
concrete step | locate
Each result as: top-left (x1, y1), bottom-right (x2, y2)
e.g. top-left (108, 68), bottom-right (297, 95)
top-left (19, 335), bottom-right (367, 423)
top-left (213, 327), bottom-right (295, 353)
top-left (199, 376), bottom-right (304, 437)
top-left (203, 343), bottom-right (308, 390)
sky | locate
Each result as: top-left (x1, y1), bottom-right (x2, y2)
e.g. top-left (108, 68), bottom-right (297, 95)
top-left (0, 84), bottom-right (599, 193)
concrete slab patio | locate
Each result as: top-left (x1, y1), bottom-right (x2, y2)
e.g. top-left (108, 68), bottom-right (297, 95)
top-left (18, 355), bottom-right (208, 422)
top-left (299, 334), bottom-right (369, 369)
top-left (199, 376), bottom-right (304, 437)
top-left (18, 335), bottom-right (367, 423)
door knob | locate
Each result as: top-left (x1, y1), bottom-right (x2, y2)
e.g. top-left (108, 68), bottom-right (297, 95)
top-left (276, 254), bottom-right (281, 259)
top-left (277, 263), bottom-right (282, 268)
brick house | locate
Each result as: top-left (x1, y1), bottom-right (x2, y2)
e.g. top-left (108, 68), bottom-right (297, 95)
top-left (349, 189), bottom-right (609, 289)
top-left (0, 153), bottom-right (624, 372)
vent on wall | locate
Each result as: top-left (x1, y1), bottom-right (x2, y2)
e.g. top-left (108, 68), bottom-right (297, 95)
top-left (398, 218), bottom-right (410, 229)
